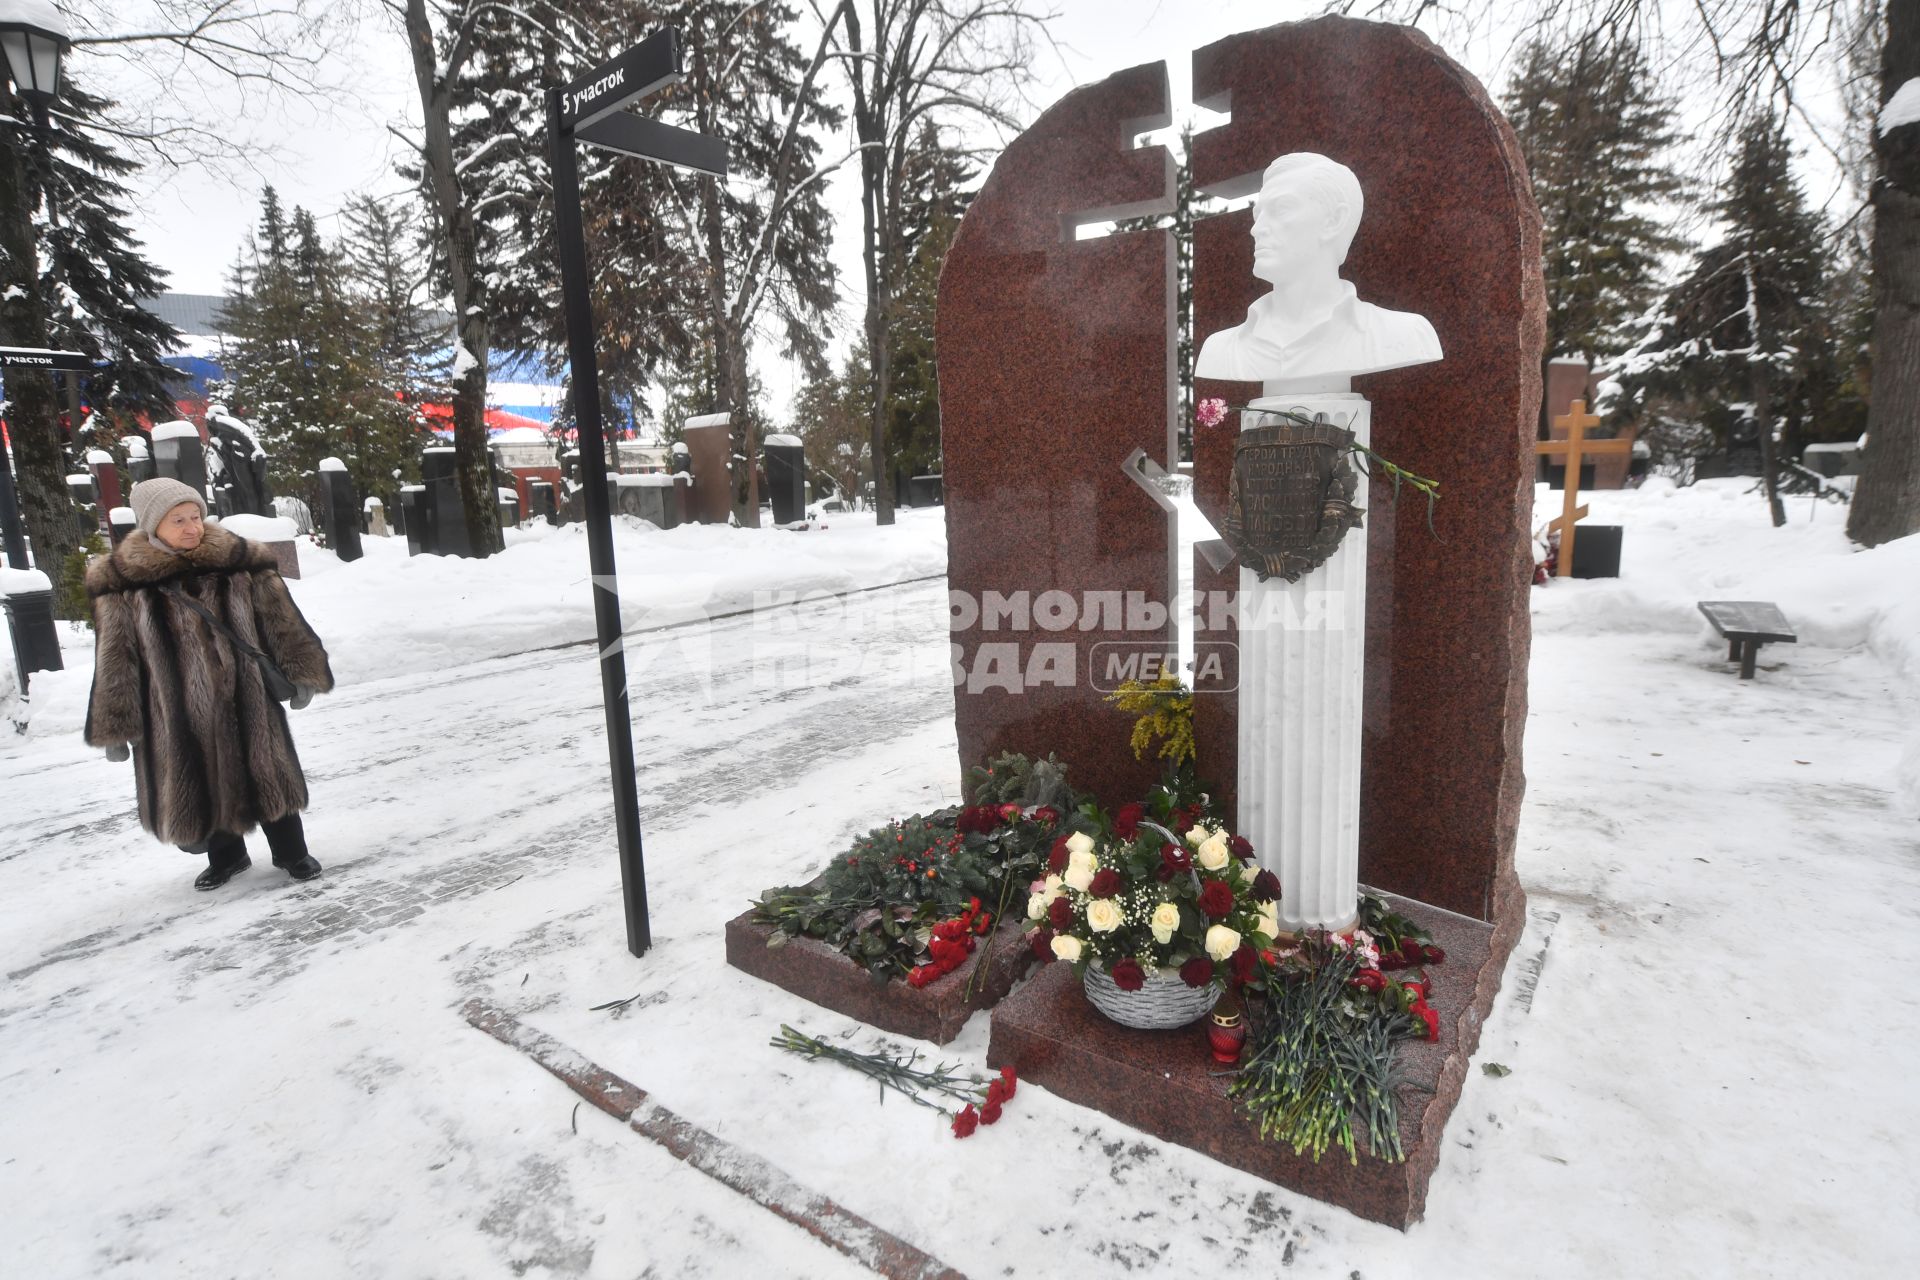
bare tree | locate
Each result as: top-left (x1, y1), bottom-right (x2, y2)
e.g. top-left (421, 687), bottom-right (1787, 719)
top-left (1340, 0), bottom-right (1918, 543)
top-left (814, 0), bottom-right (1050, 525)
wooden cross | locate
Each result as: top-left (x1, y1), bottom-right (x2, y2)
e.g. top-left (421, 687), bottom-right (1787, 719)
top-left (1535, 400), bottom-right (1632, 577)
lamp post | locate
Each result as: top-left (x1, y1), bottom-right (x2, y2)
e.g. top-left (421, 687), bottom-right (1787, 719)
top-left (0, 0), bottom-right (69, 579)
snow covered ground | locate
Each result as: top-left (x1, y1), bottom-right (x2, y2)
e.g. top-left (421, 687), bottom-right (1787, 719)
top-left (1, 483), bottom-right (1916, 1278)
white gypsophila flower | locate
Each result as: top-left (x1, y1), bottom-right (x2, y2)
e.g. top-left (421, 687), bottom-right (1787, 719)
top-left (1086, 899), bottom-right (1124, 933)
top-left (1204, 924), bottom-right (1241, 962)
top-left (1051, 934), bottom-right (1084, 963)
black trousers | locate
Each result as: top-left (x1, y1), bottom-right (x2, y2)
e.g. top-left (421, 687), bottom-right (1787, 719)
top-left (197, 813), bottom-right (310, 869)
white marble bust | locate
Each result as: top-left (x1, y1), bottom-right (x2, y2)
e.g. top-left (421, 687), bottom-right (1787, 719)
top-left (1196, 153), bottom-right (1441, 385)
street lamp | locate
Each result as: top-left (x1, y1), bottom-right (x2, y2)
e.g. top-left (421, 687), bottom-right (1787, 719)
top-left (0, 1), bottom-right (67, 128)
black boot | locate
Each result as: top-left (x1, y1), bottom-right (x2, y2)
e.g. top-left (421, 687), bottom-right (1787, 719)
top-left (276, 854), bottom-right (323, 881)
top-left (194, 850), bottom-right (252, 891)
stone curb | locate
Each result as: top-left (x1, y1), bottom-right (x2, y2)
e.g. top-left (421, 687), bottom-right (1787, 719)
top-left (461, 998), bottom-right (967, 1280)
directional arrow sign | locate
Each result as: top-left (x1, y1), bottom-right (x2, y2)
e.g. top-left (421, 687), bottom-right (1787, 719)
top-left (559, 28), bottom-right (682, 132)
top-left (576, 111), bottom-right (728, 176)
top-left (0, 346), bottom-right (100, 371)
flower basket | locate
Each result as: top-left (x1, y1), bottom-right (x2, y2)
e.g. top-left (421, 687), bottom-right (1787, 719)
top-left (1082, 964), bottom-right (1218, 1030)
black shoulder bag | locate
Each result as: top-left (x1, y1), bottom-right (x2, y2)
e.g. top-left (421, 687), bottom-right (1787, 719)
top-left (159, 581), bottom-right (299, 703)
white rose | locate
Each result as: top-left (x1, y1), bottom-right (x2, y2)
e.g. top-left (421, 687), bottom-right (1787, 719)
top-left (1150, 902), bottom-right (1181, 945)
top-left (1086, 898), bottom-right (1123, 933)
top-left (1255, 901), bottom-right (1279, 941)
top-left (1195, 834), bottom-right (1231, 871)
top-left (1066, 830), bottom-right (1096, 856)
top-left (1043, 874), bottom-right (1065, 899)
top-left (1064, 848), bottom-right (1099, 893)
top-left (1237, 858), bottom-right (1258, 884)
top-left (1184, 822), bottom-right (1212, 849)
top-left (1051, 933), bottom-right (1083, 963)
top-left (1027, 891), bottom-right (1048, 921)
top-left (1204, 924), bottom-right (1241, 962)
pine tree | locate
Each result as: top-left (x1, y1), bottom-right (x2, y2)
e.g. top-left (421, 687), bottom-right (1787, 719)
top-left (879, 122), bottom-right (973, 496)
top-left (1608, 116), bottom-right (1837, 521)
top-left (1502, 35), bottom-right (1688, 419)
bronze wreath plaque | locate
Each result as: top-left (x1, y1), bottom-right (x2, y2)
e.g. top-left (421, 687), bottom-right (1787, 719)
top-left (1222, 416), bottom-right (1365, 583)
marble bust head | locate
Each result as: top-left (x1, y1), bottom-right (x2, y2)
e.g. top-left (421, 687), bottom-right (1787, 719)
top-left (1196, 153), bottom-right (1441, 387)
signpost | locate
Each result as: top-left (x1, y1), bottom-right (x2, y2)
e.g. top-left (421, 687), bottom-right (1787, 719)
top-left (547, 30), bottom-right (727, 959)
top-left (0, 346), bottom-right (99, 569)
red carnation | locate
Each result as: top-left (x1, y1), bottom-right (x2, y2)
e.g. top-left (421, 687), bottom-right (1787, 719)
top-left (1425, 945), bottom-right (1446, 965)
top-left (1088, 868), bottom-right (1123, 898)
top-left (973, 911), bottom-right (994, 936)
top-left (1227, 834), bottom-right (1254, 861)
top-left (951, 1104), bottom-right (979, 1138)
top-left (1197, 880), bottom-right (1235, 919)
top-left (1251, 869), bottom-right (1282, 903)
top-left (1230, 943), bottom-right (1257, 985)
top-left (908, 965), bottom-right (935, 988)
top-left (998, 1066), bottom-right (1018, 1097)
top-left (985, 1077), bottom-right (1010, 1107)
top-left (1047, 896), bottom-right (1073, 930)
top-left (1178, 956), bottom-right (1214, 988)
top-left (980, 1098), bottom-right (1004, 1125)
top-left (1029, 928), bottom-right (1055, 961)
top-left (1160, 843), bottom-right (1191, 874)
top-left (1047, 835), bottom-right (1071, 874)
top-left (1114, 802), bottom-right (1146, 840)
top-left (1350, 969), bottom-right (1387, 994)
top-left (1416, 1003), bottom-right (1439, 1042)
top-left (1401, 941), bottom-right (1427, 966)
top-left (1110, 957), bottom-right (1146, 992)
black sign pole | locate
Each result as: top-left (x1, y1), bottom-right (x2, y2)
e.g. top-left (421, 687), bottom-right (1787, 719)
top-left (547, 86), bottom-right (652, 958)
top-left (0, 373), bottom-right (29, 569)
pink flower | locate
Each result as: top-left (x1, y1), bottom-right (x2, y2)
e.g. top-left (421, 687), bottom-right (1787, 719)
top-left (1196, 397), bottom-right (1229, 428)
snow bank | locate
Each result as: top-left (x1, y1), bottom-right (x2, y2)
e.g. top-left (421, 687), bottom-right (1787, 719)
top-left (217, 514), bottom-right (299, 543)
top-left (0, 567), bottom-right (52, 596)
top-left (1532, 478), bottom-right (1920, 811)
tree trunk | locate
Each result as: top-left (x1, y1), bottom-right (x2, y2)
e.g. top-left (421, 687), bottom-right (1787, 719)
top-left (862, 139), bottom-right (895, 526)
top-left (1752, 359), bottom-right (1786, 527)
top-left (0, 113), bottom-right (78, 601)
top-left (699, 162), bottom-right (758, 528)
top-left (405, 0), bottom-right (501, 558)
top-left (1850, 1), bottom-right (1920, 547)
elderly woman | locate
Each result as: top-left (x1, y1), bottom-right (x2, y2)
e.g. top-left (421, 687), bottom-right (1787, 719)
top-left (84, 478), bottom-right (334, 890)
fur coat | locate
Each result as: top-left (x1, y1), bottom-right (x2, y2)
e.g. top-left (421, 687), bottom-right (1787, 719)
top-left (84, 524), bottom-right (334, 846)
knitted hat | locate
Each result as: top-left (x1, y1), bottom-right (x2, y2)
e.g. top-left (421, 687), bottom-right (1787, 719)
top-left (129, 478), bottom-right (208, 539)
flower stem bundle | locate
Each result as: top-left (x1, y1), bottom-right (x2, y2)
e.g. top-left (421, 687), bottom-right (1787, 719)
top-left (771, 1025), bottom-right (1019, 1139)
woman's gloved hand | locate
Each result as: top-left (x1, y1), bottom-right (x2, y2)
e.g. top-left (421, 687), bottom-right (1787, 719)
top-left (290, 686), bottom-right (316, 711)
top-left (103, 742), bottom-right (131, 762)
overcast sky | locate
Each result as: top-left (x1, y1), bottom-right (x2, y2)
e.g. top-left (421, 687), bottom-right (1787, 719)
top-left (98, 0), bottom-right (1858, 416)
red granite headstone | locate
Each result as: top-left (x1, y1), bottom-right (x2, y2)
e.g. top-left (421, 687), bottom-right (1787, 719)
top-left (938, 63), bottom-right (1180, 808)
top-left (1188, 17), bottom-right (1542, 938)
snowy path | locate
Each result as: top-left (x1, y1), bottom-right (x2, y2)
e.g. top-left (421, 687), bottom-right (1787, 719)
top-left (4, 485), bottom-right (1919, 1277)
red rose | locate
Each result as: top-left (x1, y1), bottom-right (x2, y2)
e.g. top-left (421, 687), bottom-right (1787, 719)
top-left (1032, 806), bottom-right (1060, 829)
top-left (1114, 802), bottom-right (1146, 840)
top-left (1251, 869), bottom-right (1282, 903)
top-left (980, 1098), bottom-right (1003, 1125)
top-left (1110, 957), bottom-right (1146, 991)
top-left (1048, 897), bottom-right (1074, 930)
top-left (1088, 868), bottom-right (1123, 898)
top-left (1425, 945), bottom-right (1446, 965)
top-left (955, 805), bottom-right (998, 835)
top-left (1227, 834), bottom-right (1254, 861)
top-left (951, 1104), bottom-right (979, 1138)
top-left (1178, 956), bottom-right (1214, 988)
top-left (1197, 880), bottom-right (1235, 919)
top-left (1160, 843), bottom-right (1191, 874)
top-left (1047, 835), bottom-right (1071, 874)
top-left (1029, 928), bottom-right (1055, 961)
top-left (998, 802), bottom-right (1023, 824)
top-left (1401, 941), bottom-right (1427, 966)
top-left (1230, 944), bottom-right (1257, 985)
top-left (1154, 863), bottom-right (1177, 883)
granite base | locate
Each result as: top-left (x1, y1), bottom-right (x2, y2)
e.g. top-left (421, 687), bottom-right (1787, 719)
top-left (726, 903), bottom-right (1036, 1045)
top-left (986, 889), bottom-right (1514, 1229)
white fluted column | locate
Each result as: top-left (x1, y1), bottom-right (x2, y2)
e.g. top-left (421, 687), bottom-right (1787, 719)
top-left (1236, 391), bottom-right (1368, 933)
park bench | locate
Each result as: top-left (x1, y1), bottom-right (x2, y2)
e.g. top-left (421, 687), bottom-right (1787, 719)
top-left (1697, 601), bottom-right (1797, 680)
